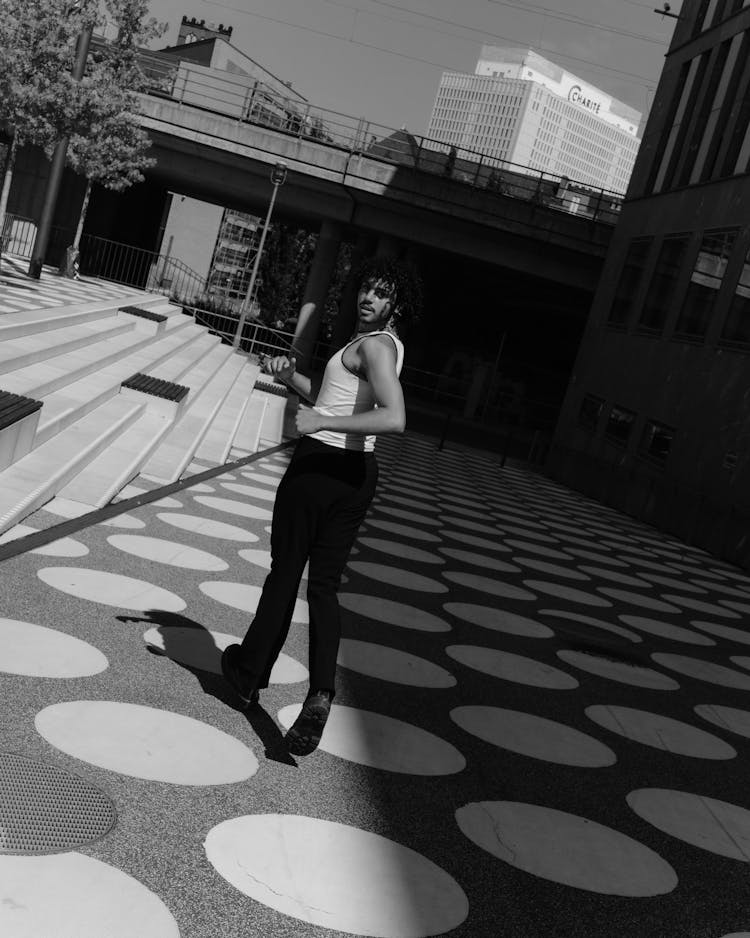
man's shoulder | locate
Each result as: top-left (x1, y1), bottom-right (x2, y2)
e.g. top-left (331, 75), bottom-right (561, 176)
top-left (358, 332), bottom-right (402, 357)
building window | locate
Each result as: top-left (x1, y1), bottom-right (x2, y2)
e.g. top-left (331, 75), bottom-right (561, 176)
top-left (694, 31), bottom-right (750, 182)
top-left (638, 235), bottom-right (690, 332)
top-left (681, 37), bottom-right (737, 185)
top-left (578, 393), bottom-right (605, 432)
top-left (720, 244), bottom-right (750, 344)
top-left (651, 54), bottom-right (709, 193)
top-left (699, 0), bottom-right (723, 30)
top-left (675, 229), bottom-right (737, 339)
top-left (605, 405), bottom-right (636, 446)
top-left (608, 238), bottom-right (652, 326)
top-left (639, 419), bottom-right (675, 465)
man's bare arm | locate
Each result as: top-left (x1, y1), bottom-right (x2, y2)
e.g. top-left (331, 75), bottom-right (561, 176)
top-left (297, 337), bottom-right (405, 435)
top-left (263, 356), bottom-right (319, 403)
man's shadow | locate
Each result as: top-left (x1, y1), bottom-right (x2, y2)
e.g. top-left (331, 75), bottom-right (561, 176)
top-left (117, 609), bottom-right (297, 766)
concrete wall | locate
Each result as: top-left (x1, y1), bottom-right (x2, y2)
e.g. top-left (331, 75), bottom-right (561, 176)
top-left (551, 163), bottom-right (750, 567)
top-left (158, 194), bottom-right (224, 282)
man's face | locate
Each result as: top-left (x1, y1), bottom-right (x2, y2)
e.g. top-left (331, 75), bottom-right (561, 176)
top-left (357, 278), bottom-right (396, 328)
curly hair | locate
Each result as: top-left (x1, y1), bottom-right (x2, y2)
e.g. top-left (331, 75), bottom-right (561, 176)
top-left (352, 256), bottom-right (423, 330)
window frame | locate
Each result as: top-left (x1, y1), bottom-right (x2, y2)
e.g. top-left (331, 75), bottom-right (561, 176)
top-left (638, 418), bottom-right (676, 467)
top-left (637, 234), bottom-right (691, 334)
top-left (604, 404), bottom-right (637, 448)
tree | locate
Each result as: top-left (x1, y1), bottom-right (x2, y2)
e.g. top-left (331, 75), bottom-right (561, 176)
top-left (66, 113), bottom-right (154, 253)
top-left (0, 0), bottom-right (164, 262)
top-left (64, 0), bottom-right (165, 266)
top-left (0, 0), bottom-right (98, 242)
top-left (256, 225), bottom-right (316, 328)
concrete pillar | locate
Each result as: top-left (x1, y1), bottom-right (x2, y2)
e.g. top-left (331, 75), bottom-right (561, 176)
top-left (293, 220), bottom-right (342, 370)
top-left (330, 232), bottom-right (374, 350)
top-left (463, 361), bottom-right (490, 419)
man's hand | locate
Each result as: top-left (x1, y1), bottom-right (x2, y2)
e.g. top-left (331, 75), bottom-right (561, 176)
top-left (296, 406), bottom-right (322, 435)
top-left (264, 355), bottom-right (296, 383)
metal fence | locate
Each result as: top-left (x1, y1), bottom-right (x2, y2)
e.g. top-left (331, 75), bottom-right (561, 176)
top-left (135, 53), bottom-right (626, 225)
top-left (73, 233), bottom-right (208, 303)
top-left (0, 214), bottom-right (37, 257)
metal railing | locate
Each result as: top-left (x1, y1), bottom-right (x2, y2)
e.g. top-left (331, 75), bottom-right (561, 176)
top-left (181, 303), bottom-right (299, 358)
top-left (74, 233), bottom-right (208, 302)
top-left (0, 220), bottom-right (212, 304)
top-left (177, 300), bottom-right (567, 434)
top-left (135, 53), bottom-right (626, 225)
top-left (0, 214), bottom-right (37, 257)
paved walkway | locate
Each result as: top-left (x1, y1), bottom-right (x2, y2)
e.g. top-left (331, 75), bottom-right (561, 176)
top-left (0, 255), bottom-right (145, 314)
top-left (2, 272), bottom-right (750, 937)
top-left (1, 433), bottom-right (750, 937)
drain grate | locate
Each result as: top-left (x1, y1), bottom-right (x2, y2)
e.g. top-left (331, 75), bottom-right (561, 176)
top-left (0, 752), bottom-right (116, 854)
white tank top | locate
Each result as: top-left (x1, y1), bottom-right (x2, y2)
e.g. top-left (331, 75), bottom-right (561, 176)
top-left (307, 330), bottom-right (405, 452)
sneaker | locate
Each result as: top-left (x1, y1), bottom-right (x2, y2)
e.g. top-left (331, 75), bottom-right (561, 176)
top-left (221, 644), bottom-right (259, 709)
top-left (285, 690), bottom-right (332, 756)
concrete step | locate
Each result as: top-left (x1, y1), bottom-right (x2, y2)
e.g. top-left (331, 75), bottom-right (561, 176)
top-left (0, 317), bottom-right (138, 378)
top-left (145, 331), bottom-right (222, 385)
top-left (140, 349), bottom-right (247, 483)
top-left (0, 396), bottom-right (144, 534)
top-left (194, 361), bottom-right (261, 463)
top-left (233, 392), bottom-right (268, 454)
top-left (58, 410), bottom-right (173, 507)
top-left (0, 323), bottom-right (166, 400)
top-left (33, 320), bottom-right (204, 446)
top-left (0, 294), bottom-right (163, 342)
top-left (258, 388), bottom-right (297, 448)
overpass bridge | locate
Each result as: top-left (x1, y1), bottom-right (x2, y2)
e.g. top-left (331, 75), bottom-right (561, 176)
top-left (133, 56), bottom-right (620, 295)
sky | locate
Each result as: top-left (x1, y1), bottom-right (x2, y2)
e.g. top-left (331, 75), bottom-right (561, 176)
top-left (141, 0), bottom-right (678, 136)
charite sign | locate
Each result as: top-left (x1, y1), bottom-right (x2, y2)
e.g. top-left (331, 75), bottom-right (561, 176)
top-left (567, 84), bottom-right (602, 114)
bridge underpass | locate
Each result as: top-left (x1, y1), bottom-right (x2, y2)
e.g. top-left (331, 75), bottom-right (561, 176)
top-left (135, 93), bottom-right (612, 295)
top-left (8, 78), bottom-right (616, 447)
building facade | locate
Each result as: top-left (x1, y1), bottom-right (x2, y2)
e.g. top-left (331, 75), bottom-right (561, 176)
top-left (426, 47), bottom-right (642, 194)
top-left (550, 0), bottom-right (750, 565)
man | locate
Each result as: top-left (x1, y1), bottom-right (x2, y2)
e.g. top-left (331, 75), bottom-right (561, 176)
top-left (222, 256), bottom-right (422, 756)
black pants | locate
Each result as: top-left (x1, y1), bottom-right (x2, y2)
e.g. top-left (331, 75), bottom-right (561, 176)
top-left (238, 436), bottom-right (378, 694)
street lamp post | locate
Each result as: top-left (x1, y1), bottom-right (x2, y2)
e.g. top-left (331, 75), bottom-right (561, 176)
top-left (28, 18), bottom-right (93, 280)
top-left (232, 162), bottom-right (288, 350)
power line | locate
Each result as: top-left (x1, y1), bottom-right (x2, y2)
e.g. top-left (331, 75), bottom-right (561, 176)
top-left (333, 0), bottom-right (667, 84)
top-left (370, 0), bottom-right (669, 46)
top-left (202, 0), bottom-right (660, 89)
top-left (485, 0), bottom-right (669, 43)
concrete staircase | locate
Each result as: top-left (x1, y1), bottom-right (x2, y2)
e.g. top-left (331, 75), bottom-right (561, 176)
top-left (0, 291), bottom-right (293, 533)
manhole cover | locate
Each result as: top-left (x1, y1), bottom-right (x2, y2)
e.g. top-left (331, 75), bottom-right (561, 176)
top-left (0, 752), bottom-right (116, 854)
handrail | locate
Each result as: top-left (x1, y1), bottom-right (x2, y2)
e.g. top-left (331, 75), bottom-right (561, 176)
top-left (134, 51), bottom-right (626, 224)
top-left (75, 233), bottom-right (209, 302)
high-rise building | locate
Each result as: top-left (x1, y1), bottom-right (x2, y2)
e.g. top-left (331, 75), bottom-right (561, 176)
top-left (550, 0), bottom-right (750, 565)
top-left (426, 47), bottom-right (642, 193)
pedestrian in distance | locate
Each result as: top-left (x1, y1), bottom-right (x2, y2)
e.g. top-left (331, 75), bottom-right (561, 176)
top-left (222, 256), bottom-right (423, 756)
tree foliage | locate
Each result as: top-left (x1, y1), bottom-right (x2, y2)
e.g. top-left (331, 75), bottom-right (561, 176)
top-left (256, 225), bottom-right (317, 328)
top-left (0, 0), bottom-right (165, 247)
top-left (68, 113), bottom-right (154, 193)
top-left (67, 2), bottom-right (164, 219)
top-left (0, 0), bottom-right (98, 153)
